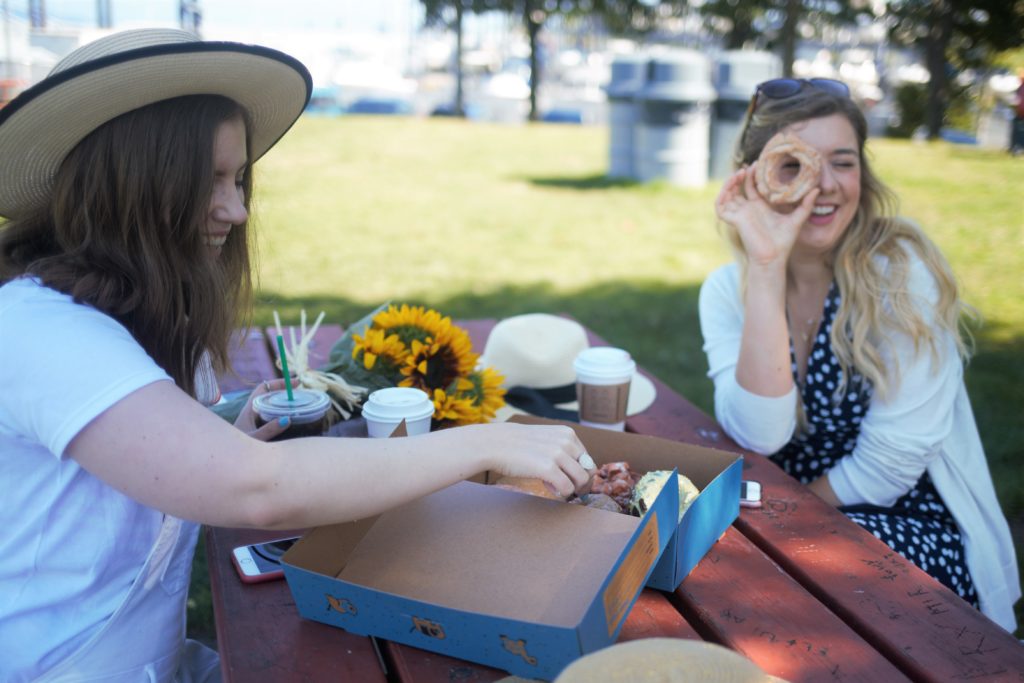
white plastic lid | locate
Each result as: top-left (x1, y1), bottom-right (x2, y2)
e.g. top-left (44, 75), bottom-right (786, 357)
top-left (252, 389), bottom-right (331, 424)
top-left (361, 387), bottom-right (435, 423)
top-left (573, 347), bottom-right (636, 383)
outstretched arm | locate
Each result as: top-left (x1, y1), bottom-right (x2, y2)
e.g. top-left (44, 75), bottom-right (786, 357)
top-left (68, 380), bottom-right (592, 530)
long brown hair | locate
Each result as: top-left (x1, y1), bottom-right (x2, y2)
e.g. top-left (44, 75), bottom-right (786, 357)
top-left (0, 94), bottom-right (255, 397)
top-left (727, 87), bottom-right (970, 399)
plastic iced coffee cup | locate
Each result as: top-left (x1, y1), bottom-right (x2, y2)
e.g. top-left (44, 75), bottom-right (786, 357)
top-left (573, 347), bottom-right (636, 431)
top-left (361, 387), bottom-right (435, 438)
top-left (252, 388), bottom-right (332, 441)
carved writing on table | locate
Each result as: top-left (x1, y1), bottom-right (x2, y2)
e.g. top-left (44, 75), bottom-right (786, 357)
top-left (860, 550), bottom-right (912, 583)
top-left (757, 630), bottom-right (843, 679)
top-left (750, 628), bottom-right (844, 680)
top-left (859, 584), bottom-right (1015, 679)
top-left (719, 607), bottom-right (746, 624)
top-left (759, 497), bottom-right (798, 531)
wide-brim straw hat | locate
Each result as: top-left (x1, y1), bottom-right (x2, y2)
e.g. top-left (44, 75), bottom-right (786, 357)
top-left (552, 638), bottom-right (785, 683)
top-left (480, 313), bottom-right (656, 423)
top-left (0, 28), bottom-right (312, 220)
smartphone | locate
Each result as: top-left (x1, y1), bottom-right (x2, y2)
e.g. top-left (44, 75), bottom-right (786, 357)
top-left (231, 536), bottom-right (300, 584)
top-left (740, 480), bottom-right (762, 509)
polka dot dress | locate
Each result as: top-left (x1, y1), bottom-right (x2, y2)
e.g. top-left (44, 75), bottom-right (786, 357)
top-left (770, 282), bottom-right (978, 607)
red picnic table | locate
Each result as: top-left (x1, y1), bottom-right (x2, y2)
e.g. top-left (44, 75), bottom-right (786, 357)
top-left (206, 318), bottom-right (1024, 682)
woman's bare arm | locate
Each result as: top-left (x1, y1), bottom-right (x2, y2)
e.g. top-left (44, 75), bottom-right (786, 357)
top-left (68, 381), bottom-right (591, 529)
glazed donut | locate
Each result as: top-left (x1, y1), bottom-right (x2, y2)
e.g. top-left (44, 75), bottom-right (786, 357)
top-left (755, 131), bottom-right (822, 205)
top-left (493, 476), bottom-right (564, 500)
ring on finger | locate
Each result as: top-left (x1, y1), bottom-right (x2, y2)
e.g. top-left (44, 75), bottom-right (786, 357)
top-left (578, 451), bottom-right (597, 471)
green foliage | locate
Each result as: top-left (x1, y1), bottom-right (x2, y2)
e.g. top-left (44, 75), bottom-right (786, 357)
top-left (887, 82), bottom-right (927, 138)
top-left (993, 47), bottom-right (1024, 72)
top-left (890, 0), bottom-right (1024, 69)
top-left (696, 0), bottom-right (869, 52)
top-left (320, 303), bottom-right (402, 394)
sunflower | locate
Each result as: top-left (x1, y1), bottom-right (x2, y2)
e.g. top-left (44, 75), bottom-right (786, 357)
top-left (351, 327), bottom-right (407, 372)
top-left (326, 302), bottom-right (507, 428)
top-left (474, 367), bottom-right (507, 422)
top-left (397, 327), bottom-right (478, 394)
top-left (431, 387), bottom-right (477, 424)
top-left (456, 367), bottom-right (506, 424)
top-left (372, 304), bottom-right (449, 347)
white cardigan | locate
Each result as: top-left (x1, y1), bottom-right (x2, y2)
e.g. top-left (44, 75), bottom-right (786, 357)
top-left (698, 260), bottom-right (1020, 633)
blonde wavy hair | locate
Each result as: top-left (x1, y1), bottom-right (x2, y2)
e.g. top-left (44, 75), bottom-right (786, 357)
top-left (726, 86), bottom-right (972, 400)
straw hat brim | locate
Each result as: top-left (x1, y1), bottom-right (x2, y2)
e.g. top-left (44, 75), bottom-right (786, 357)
top-left (493, 371), bottom-right (657, 423)
top-left (553, 638), bottom-right (781, 683)
top-left (0, 34), bottom-right (312, 219)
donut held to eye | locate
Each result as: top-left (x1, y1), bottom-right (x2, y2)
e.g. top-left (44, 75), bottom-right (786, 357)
top-left (755, 131), bottom-right (823, 205)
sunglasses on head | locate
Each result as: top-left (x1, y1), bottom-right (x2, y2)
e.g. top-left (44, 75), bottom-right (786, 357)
top-left (736, 78), bottom-right (851, 161)
top-left (747, 78), bottom-right (851, 117)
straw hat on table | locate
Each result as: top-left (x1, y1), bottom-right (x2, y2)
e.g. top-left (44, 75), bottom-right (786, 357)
top-left (480, 313), bottom-right (657, 423)
top-left (0, 28), bottom-right (312, 220)
top-left (554, 638), bottom-right (785, 682)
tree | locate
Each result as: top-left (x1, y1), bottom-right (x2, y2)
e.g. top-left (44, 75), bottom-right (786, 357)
top-left (420, 0), bottom-right (485, 117)
top-left (425, 0), bottom-right (664, 121)
top-left (694, 0), bottom-right (866, 76)
top-left (885, 0), bottom-right (1024, 139)
top-left (513, 0), bottom-right (663, 120)
top-left (477, 1), bottom-right (664, 120)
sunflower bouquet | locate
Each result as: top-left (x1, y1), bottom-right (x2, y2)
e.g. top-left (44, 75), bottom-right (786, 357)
top-left (324, 303), bottom-right (507, 428)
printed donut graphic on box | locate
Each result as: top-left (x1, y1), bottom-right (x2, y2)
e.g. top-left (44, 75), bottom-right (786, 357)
top-left (325, 594), bottom-right (357, 616)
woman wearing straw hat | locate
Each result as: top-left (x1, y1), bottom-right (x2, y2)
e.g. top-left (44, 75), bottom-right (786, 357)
top-left (699, 78), bottom-right (1019, 634)
top-left (0, 30), bottom-right (592, 682)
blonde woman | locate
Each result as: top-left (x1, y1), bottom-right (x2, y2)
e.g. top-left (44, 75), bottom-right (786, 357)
top-left (699, 78), bottom-right (1020, 633)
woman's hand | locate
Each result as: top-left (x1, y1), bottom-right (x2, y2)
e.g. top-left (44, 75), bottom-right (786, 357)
top-left (471, 423), bottom-right (594, 499)
top-left (233, 378), bottom-right (293, 441)
top-left (715, 163), bottom-right (820, 269)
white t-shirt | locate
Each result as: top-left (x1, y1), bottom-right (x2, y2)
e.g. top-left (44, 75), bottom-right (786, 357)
top-left (698, 259), bottom-right (1020, 633)
top-left (0, 278), bottom-right (173, 679)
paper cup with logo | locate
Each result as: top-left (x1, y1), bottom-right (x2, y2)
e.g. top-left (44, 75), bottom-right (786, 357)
top-left (573, 347), bottom-right (636, 431)
top-left (252, 389), bottom-right (332, 441)
top-left (361, 387), bottom-right (435, 438)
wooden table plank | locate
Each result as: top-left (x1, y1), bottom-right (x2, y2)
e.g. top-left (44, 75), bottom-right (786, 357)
top-left (735, 460), bottom-right (1024, 682)
top-left (672, 527), bottom-right (909, 682)
top-left (205, 527), bottom-right (387, 683)
top-left (628, 368), bottom-right (1024, 681)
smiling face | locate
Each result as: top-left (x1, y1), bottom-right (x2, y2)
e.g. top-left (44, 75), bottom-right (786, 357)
top-left (205, 116), bottom-right (249, 258)
top-left (784, 113), bottom-right (862, 257)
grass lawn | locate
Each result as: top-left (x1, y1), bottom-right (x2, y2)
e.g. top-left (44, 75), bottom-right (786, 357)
top-left (189, 115), bottom-right (1024, 641)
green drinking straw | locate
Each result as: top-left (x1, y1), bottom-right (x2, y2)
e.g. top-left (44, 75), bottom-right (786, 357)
top-left (276, 334), bottom-right (294, 402)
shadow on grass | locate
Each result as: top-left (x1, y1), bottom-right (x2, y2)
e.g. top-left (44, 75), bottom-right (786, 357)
top-left (189, 279), bottom-right (1024, 643)
top-left (523, 173), bottom-right (641, 190)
